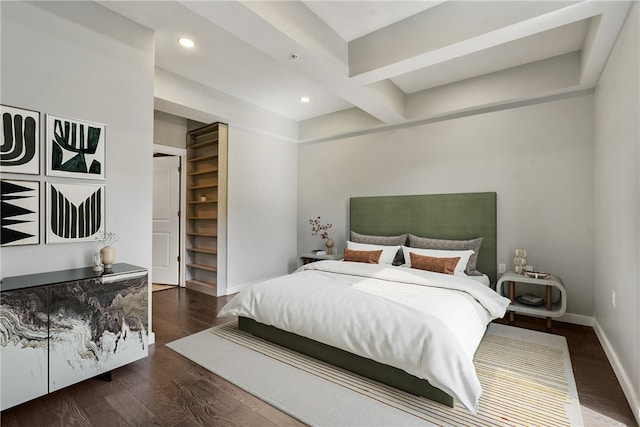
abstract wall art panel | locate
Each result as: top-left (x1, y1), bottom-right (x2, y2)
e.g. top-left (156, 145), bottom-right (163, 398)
top-left (46, 114), bottom-right (105, 180)
top-left (0, 105), bottom-right (40, 175)
top-left (0, 179), bottom-right (40, 246)
top-left (46, 182), bottom-right (105, 244)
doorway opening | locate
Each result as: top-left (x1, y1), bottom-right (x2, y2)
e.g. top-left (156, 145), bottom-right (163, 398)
top-left (152, 146), bottom-right (187, 290)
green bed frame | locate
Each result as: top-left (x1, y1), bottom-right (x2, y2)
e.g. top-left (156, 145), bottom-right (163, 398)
top-left (350, 192), bottom-right (497, 284)
top-left (239, 192), bottom-right (497, 408)
top-left (238, 317), bottom-right (454, 406)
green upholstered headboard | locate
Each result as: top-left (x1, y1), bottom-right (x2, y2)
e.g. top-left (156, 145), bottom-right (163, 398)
top-left (349, 192), bottom-right (497, 284)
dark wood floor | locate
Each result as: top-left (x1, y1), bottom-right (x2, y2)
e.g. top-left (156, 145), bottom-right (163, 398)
top-left (1, 287), bottom-right (636, 426)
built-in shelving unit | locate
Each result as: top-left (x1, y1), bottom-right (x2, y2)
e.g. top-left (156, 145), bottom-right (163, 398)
top-left (185, 122), bottom-right (228, 296)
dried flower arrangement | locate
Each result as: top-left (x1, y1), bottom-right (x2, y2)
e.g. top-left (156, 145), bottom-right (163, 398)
top-left (309, 216), bottom-right (332, 240)
top-left (95, 231), bottom-right (119, 247)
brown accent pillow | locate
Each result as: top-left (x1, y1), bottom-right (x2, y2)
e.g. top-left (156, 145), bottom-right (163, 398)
top-left (409, 253), bottom-right (460, 275)
top-left (408, 235), bottom-right (483, 275)
top-left (344, 248), bottom-right (383, 264)
top-left (351, 231), bottom-right (407, 265)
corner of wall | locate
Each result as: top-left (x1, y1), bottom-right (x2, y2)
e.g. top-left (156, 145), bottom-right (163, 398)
top-left (593, 319), bottom-right (640, 425)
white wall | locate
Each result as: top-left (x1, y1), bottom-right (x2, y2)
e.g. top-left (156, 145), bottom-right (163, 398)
top-left (153, 76), bottom-right (299, 293)
top-left (154, 111), bottom-right (187, 149)
top-left (0, 2), bottom-right (154, 279)
top-left (593, 3), bottom-right (640, 422)
top-left (298, 94), bottom-right (594, 318)
top-left (226, 127), bottom-right (298, 292)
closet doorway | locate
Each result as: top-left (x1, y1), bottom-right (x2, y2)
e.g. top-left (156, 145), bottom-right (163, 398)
top-left (152, 145), bottom-right (187, 288)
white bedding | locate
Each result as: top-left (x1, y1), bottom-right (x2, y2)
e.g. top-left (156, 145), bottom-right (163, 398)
top-left (218, 260), bottom-right (510, 412)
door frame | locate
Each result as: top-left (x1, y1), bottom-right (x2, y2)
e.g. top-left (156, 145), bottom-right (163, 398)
top-left (153, 144), bottom-right (187, 287)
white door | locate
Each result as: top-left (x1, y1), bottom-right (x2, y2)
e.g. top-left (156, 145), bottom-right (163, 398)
top-left (152, 155), bottom-right (180, 285)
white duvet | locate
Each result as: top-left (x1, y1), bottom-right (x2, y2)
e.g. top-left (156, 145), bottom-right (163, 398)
top-left (218, 260), bottom-right (510, 412)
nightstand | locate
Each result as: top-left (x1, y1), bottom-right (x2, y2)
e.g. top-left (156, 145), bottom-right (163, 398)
top-left (496, 271), bottom-right (567, 329)
top-left (299, 252), bottom-right (343, 265)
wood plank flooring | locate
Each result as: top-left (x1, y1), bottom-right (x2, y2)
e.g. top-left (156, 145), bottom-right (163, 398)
top-left (1, 287), bottom-right (636, 426)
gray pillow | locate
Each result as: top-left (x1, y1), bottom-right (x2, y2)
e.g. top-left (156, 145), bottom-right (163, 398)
top-left (351, 231), bottom-right (407, 264)
top-left (350, 231), bottom-right (407, 246)
top-left (408, 234), bottom-right (483, 276)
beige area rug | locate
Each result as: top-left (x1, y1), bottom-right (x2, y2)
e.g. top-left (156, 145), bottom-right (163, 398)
top-left (167, 322), bottom-right (583, 426)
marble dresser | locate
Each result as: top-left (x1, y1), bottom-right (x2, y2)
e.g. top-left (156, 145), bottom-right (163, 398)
top-left (0, 263), bottom-right (148, 410)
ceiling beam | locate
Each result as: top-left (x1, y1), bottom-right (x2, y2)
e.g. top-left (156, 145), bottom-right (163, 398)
top-left (579, 1), bottom-right (633, 86)
top-left (178, 0), bottom-right (407, 124)
top-left (347, 0), bottom-right (630, 88)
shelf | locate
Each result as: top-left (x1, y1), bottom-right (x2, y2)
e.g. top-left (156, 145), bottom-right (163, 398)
top-left (187, 184), bottom-right (218, 190)
top-left (188, 153), bottom-right (218, 163)
top-left (185, 279), bottom-right (217, 296)
top-left (187, 200), bottom-right (217, 205)
top-left (496, 271), bottom-right (566, 329)
top-left (188, 138), bottom-right (218, 149)
top-left (188, 168), bottom-right (217, 176)
top-left (508, 301), bottom-right (564, 317)
top-left (186, 263), bottom-right (217, 272)
top-left (188, 128), bottom-right (219, 139)
top-left (187, 232), bottom-right (217, 237)
top-left (186, 122), bottom-right (225, 297)
top-left (187, 247), bottom-right (217, 255)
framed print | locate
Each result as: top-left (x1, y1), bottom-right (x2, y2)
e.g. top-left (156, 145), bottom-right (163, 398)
top-left (46, 114), bottom-right (105, 180)
top-left (46, 182), bottom-right (105, 244)
top-left (0, 105), bottom-right (40, 175)
top-left (1, 179), bottom-right (40, 246)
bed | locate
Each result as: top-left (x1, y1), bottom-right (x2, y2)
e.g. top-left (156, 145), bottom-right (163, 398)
top-left (218, 192), bottom-right (509, 412)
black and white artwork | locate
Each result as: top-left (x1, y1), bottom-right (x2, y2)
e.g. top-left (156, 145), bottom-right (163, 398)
top-left (46, 114), bottom-right (105, 180)
top-left (46, 182), bottom-right (105, 244)
top-left (1, 180), bottom-right (40, 247)
top-left (0, 105), bottom-right (40, 175)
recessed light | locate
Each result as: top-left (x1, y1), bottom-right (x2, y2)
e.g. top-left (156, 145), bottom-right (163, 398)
top-left (300, 96), bottom-right (311, 103)
top-left (178, 37), bottom-right (196, 48)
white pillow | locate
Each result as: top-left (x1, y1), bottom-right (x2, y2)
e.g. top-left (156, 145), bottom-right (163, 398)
top-left (346, 241), bottom-right (400, 265)
top-left (402, 246), bottom-right (474, 273)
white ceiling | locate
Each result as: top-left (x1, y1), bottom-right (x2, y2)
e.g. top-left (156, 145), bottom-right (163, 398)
top-left (100, 0), bottom-right (633, 139)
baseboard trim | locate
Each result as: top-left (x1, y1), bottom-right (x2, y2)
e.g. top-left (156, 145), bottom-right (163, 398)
top-left (593, 319), bottom-right (640, 426)
top-left (558, 312), bottom-right (594, 326)
top-left (148, 331), bottom-right (156, 346)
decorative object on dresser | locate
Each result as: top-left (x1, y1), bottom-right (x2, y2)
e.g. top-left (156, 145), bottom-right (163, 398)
top-left (100, 246), bottom-right (116, 270)
top-left (0, 179), bottom-right (40, 246)
top-left (45, 114), bottom-right (105, 180)
top-left (0, 264), bottom-right (148, 411)
top-left (0, 104), bottom-right (40, 175)
top-left (496, 270), bottom-right (567, 329)
top-left (514, 248), bottom-right (527, 274)
top-left (185, 122), bottom-right (228, 296)
top-left (95, 230), bottom-right (119, 271)
top-left (92, 252), bottom-right (103, 272)
top-left (309, 216), bottom-right (333, 254)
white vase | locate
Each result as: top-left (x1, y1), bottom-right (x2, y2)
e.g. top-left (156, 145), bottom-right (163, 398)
top-left (100, 246), bottom-right (116, 269)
